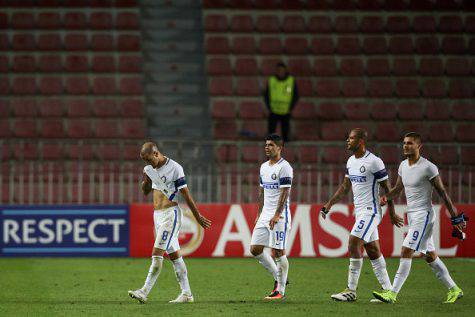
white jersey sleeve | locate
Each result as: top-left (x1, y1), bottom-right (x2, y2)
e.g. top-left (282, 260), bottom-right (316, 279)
top-left (427, 161), bottom-right (439, 180)
top-left (279, 163), bottom-right (293, 188)
top-left (371, 156), bottom-right (388, 182)
top-left (172, 163), bottom-right (187, 189)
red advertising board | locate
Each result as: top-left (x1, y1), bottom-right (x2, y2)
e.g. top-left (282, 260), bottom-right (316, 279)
top-left (129, 204), bottom-right (474, 258)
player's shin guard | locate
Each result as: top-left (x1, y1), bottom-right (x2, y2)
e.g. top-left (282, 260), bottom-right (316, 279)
top-left (275, 255), bottom-right (289, 295)
top-left (348, 258), bottom-right (363, 291)
top-left (142, 255), bottom-right (163, 295)
top-left (254, 252), bottom-right (279, 281)
top-left (392, 258), bottom-right (412, 293)
top-left (370, 255), bottom-right (392, 290)
top-left (427, 257), bottom-right (456, 289)
top-left (172, 257), bottom-right (192, 296)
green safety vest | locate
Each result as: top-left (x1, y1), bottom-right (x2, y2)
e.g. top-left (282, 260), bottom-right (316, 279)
top-left (269, 75), bottom-right (295, 115)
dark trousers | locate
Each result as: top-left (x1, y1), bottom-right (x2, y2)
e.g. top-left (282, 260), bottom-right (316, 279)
top-left (268, 113), bottom-right (290, 142)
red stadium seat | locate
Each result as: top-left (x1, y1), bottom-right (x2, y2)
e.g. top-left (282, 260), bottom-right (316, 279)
top-left (0, 12), bottom-right (7, 29)
top-left (66, 99), bottom-right (90, 117)
top-left (241, 120), bottom-right (266, 138)
top-left (12, 142), bottom-right (38, 160)
top-left (388, 36), bottom-right (413, 54)
top-left (321, 122), bottom-right (348, 141)
top-left (0, 55), bottom-right (7, 72)
top-left (92, 34), bottom-right (114, 51)
top-left (12, 99), bottom-right (37, 117)
top-left (345, 103), bottom-right (371, 120)
top-left (12, 76), bottom-right (36, 94)
top-left (117, 34), bottom-right (140, 51)
top-left (11, 12), bottom-right (34, 29)
top-left (314, 58), bottom-right (337, 76)
top-left (39, 99), bottom-right (63, 117)
top-left (315, 80), bottom-right (340, 97)
top-left (64, 54), bottom-right (88, 73)
top-left (261, 58), bottom-right (281, 76)
top-left (90, 12), bottom-right (113, 29)
top-left (452, 103), bottom-right (475, 120)
top-left (393, 58), bottom-right (417, 76)
top-left (236, 78), bottom-right (260, 96)
top-left (340, 58), bottom-right (364, 76)
top-left (428, 122), bottom-right (454, 142)
top-left (398, 102), bottom-right (424, 120)
top-left (38, 34), bottom-right (62, 50)
top-left (386, 16), bottom-right (410, 33)
top-left (317, 102), bottom-right (343, 120)
top-left (38, 55), bottom-right (63, 72)
top-left (342, 79), bottom-right (366, 97)
top-left (322, 146), bottom-right (347, 164)
top-left (95, 119), bottom-right (121, 138)
top-left (67, 119), bottom-right (93, 138)
top-left (206, 36), bottom-right (230, 54)
top-left (335, 16), bottom-right (358, 33)
top-left (293, 102), bottom-right (316, 119)
top-left (288, 58), bottom-right (312, 76)
top-left (64, 34), bottom-right (88, 50)
top-left (65, 77), bottom-right (89, 94)
top-left (442, 36), bottom-right (466, 54)
top-left (410, 0), bottom-right (434, 10)
top-left (379, 146), bottom-right (401, 165)
top-left (37, 12), bottom-right (61, 29)
top-left (422, 79), bottom-right (446, 98)
top-left (235, 57), bottom-right (258, 76)
top-left (40, 119), bottom-right (64, 137)
top-left (294, 122), bottom-right (319, 141)
top-left (119, 55), bottom-right (141, 73)
top-left (299, 146), bottom-right (319, 164)
top-left (368, 79), bottom-right (394, 97)
top-left (419, 57), bottom-right (444, 76)
top-left (231, 36), bottom-right (256, 54)
top-left (395, 79), bottom-right (420, 97)
top-left (461, 147), bottom-right (475, 165)
top-left (64, 12), bottom-right (87, 29)
top-left (41, 143), bottom-right (63, 160)
top-left (308, 16), bottom-right (332, 33)
top-left (360, 16), bottom-right (384, 33)
top-left (92, 77), bottom-right (116, 94)
top-left (372, 103), bottom-right (397, 120)
top-left (466, 16), bottom-right (475, 33)
top-left (363, 36), bottom-right (387, 54)
top-left (116, 12), bottom-right (139, 29)
top-left (375, 123), bottom-right (400, 142)
top-left (415, 36), bottom-right (440, 54)
top-left (39, 76), bottom-right (63, 94)
top-left (413, 15), bottom-right (437, 32)
top-left (93, 99), bottom-right (119, 117)
top-left (123, 119), bottom-right (146, 138)
top-left (209, 77), bottom-right (233, 96)
top-left (216, 145), bottom-right (238, 163)
top-left (242, 146), bottom-right (261, 163)
top-left (0, 77), bottom-right (9, 95)
top-left (296, 78), bottom-right (313, 96)
top-left (425, 101), bottom-right (451, 120)
top-left (12, 34), bottom-right (35, 50)
top-left (205, 14), bottom-right (228, 32)
top-left (13, 55), bottom-right (36, 72)
top-left (121, 99), bottom-right (144, 117)
top-left (259, 37), bottom-right (283, 54)
top-left (311, 37), bottom-right (334, 54)
top-left (13, 118), bottom-right (37, 137)
top-left (0, 119), bottom-right (10, 137)
top-left (282, 15), bottom-right (306, 33)
top-left (284, 37), bottom-right (308, 54)
top-left (92, 55), bottom-right (115, 72)
top-left (230, 15), bottom-right (254, 32)
top-left (119, 77), bottom-right (143, 94)
top-left (366, 58), bottom-right (390, 76)
top-left (213, 120), bottom-right (237, 139)
top-left (439, 15), bottom-right (464, 32)
top-left (239, 101), bottom-right (265, 119)
top-left (69, 143), bottom-right (94, 160)
top-left (401, 122), bottom-right (429, 140)
top-left (212, 100), bottom-right (236, 119)
top-left (446, 58), bottom-right (470, 76)
top-left (208, 57), bottom-right (232, 76)
top-left (256, 15), bottom-right (280, 32)
top-left (456, 124), bottom-right (475, 142)
top-left (336, 37), bottom-right (360, 54)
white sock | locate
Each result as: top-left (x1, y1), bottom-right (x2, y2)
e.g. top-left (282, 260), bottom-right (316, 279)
top-left (254, 252), bottom-right (279, 281)
top-left (370, 255), bottom-right (392, 290)
top-left (275, 255), bottom-right (289, 295)
top-left (427, 257), bottom-right (456, 289)
top-left (348, 258), bottom-right (363, 291)
top-left (172, 257), bottom-right (192, 296)
top-left (392, 258), bottom-right (412, 293)
top-left (141, 255), bottom-right (163, 296)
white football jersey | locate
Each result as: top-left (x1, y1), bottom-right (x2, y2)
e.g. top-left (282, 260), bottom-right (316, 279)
top-left (143, 157), bottom-right (187, 203)
top-left (259, 158), bottom-right (293, 222)
top-left (345, 151), bottom-right (388, 213)
top-left (398, 157), bottom-right (439, 214)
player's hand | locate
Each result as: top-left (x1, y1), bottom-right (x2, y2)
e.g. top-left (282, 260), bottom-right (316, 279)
top-left (320, 204), bottom-right (330, 219)
top-left (196, 214), bottom-right (212, 229)
top-left (269, 214), bottom-right (280, 230)
top-left (380, 195), bottom-right (388, 206)
top-left (451, 213), bottom-right (468, 240)
top-left (390, 213), bottom-right (404, 228)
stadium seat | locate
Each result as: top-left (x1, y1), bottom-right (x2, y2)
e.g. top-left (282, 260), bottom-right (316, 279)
top-left (445, 58), bottom-right (470, 76)
top-left (386, 16), bottom-right (410, 33)
top-left (293, 102), bottom-right (316, 119)
top-left (12, 76), bottom-right (36, 94)
top-left (92, 34), bottom-right (114, 51)
top-left (69, 143), bottom-right (94, 160)
top-left (11, 12), bottom-right (34, 29)
top-left (461, 147), bottom-right (475, 165)
top-left (122, 119), bottom-right (146, 138)
top-left (12, 55), bottom-right (36, 72)
top-left (37, 12), bottom-right (61, 29)
top-left (116, 12), bottom-right (140, 29)
top-left (216, 144), bottom-right (237, 163)
top-left (311, 37), bottom-right (334, 54)
top-left (439, 15), bottom-right (464, 32)
top-left (428, 122), bottom-right (454, 142)
top-left (235, 57), bottom-right (258, 75)
top-left (40, 119), bottom-right (64, 137)
top-left (66, 99), bottom-right (90, 117)
top-left (259, 37), bottom-right (283, 54)
top-left (0, 119), bottom-right (10, 137)
top-left (321, 122), bottom-right (348, 141)
top-left (282, 15), bottom-right (306, 33)
top-left (239, 101), bottom-right (265, 119)
top-left (413, 15), bottom-right (437, 32)
top-left (395, 79), bottom-right (420, 97)
top-left (90, 12), bottom-right (113, 29)
top-left (315, 80), bottom-right (340, 97)
top-left (39, 76), bottom-right (63, 94)
top-left (206, 36), bottom-right (230, 54)
top-left (314, 58), bottom-right (337, 76)
top-left (205, 14), bottom-right (228, 32)
top-left (368, 79), bottom-right (393, 97)
top-left (242, 145), bottom-right (261, 163)
top-left (344, 102), bottom-right (371, 120)
top-left (93, 99), bottom-right (119, 117)
top-left (119, 77), bottom-right (143, 94)
top-left (241, 120), bottom-right (266, 138)
top-left (366, 58), bottom-right (390, 76)
top-left (442, 36), bottom-right (466, 54)
top-left (342, 79), bottom-right (366, 97)
top-left (466, 16), bottom-right (475, 33)
top-left (214, 120), bottom-right (237, 139)
top-left (207, 57), bottom-right (232, 76)
top-left (117, 34), bottom-right (140, 51)
top-left (322, 146), bottom-right (347, 164)
top-left (39, 99), bottom-right (63, 117)
top-left (209, 77), bottom-right (233, 96)
top-left (13, 118), bottom-right (37, 138)
top-left (379, 145), bottom-right (401, 165)
top-left (38, 34), bottom-right (62, 50)
top-left (296, 78), bottom-right (313, 96)
top-left (12, 142), bottom-right (38, 160)
top-left (416, 36), bottom-right (440, 54)
top-left (12, 34), bottom-right (35, 50)
top-left (0, 78), bottom-right (8, 95)
top-left (308, 16), bottom-right (332, 33)
top-left (425, 101), bottom-right (451, 120)
top-left (398, 102), bottom-right (424, 120)
top-left (92, 77), bottom-right (116, 94)
top-left (64, 34), bottom-right (88, 50)
top-left (422, 79), bottom-right (446, 98)
top-left (360, 16), bottom-right (384, 33)
top-left (285, 37), bottom-right (308, 54)
top-left (38, 55), bottom-right (63, 72)
top-left (340, 58), bottom-right (364, 76)
top-left (0, 100), bottom-right (9, 117)
top-left (299, 146), bottom-right (319, 163)
top-left (363, 36), bottom-right (387, 54)
top-left (230, 15), bottom-right (254, 32)
top-left (64, 12), bottom-right (87, 29)
top-left (67, 119), bottom-right (93, 138)
top-left (0, 12), bottom-right (7, 29)
top-left (452, 103), bottom-right (475, 120)
top-left (121, 99), bottom-right (144, 117)
top-left (375, 122), bottom-right (400, 141)
top-left (335, 16), bottom-right (358, 33)
top-left (65, 55), bottom-right (88, 72)
top-left (211, 100), bottom-right (236, 119)
top-left (119, 55), bottom-right (141, 73)
top-left (419, 57), bottom-right (444, 76)
top-left (288, 58), bottom-right (312, 76)
top-left (401, 122), bottom-right (429, 140)
top-left (336, 37), bottom-right (360, 54)
top-left (95, 119), bottom-right (121, 138)
top-left (12, 99), bottom-right (37, 117)
top-left (0, 55), bottom-right (7, 72)
top-left (424, 145), bottom-right (458, 165)
top-left (256, 15), bottom-right (280, 32)
top-left (294, 122), bottom-right (319, 140)
top-left (388, 36), bottom-right (413, 54)
top-left (231, 36), bottom-right (256, 54)
top-left (393, 58), bottom-right (417, 75)
top-left (92, 55), bottom-right (116, 72)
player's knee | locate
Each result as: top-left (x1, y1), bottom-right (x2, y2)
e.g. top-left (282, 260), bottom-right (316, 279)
top-left (424, 251), bottom-right (437, 263)
top-left (250, 245), bottom-right (262, 256)
top-left (400, 247), bottom-right (414, 258)
top-left (273, 249), bottom-right (284, 258)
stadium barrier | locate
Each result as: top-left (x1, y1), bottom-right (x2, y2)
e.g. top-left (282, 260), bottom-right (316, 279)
top-left (1, 204), bottom-right (472, 257)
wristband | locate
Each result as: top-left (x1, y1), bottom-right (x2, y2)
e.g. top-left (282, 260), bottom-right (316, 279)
top-left (451, 212), bottom-right (468, 226)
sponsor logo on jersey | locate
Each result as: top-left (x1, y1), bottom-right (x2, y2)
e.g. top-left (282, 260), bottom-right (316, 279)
top-left (348, 175), bottom-right (367, 183)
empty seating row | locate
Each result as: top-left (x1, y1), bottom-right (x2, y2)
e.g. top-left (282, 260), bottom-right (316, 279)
top-left (0, 33), bottom-right (141, 51)
top-left (207, 56), bottom-right (475, 76)
top-left (213, 119), bottom-right (475, 143)
top-left (205, 14), bottom-right (475, 33)
top-left (203, 0), bottom-right (472, 11)
top-left (0, 76), bottom-right (143, 95)
top-left (0, 118), bottom-right (146, 138)
top-left (206, 35), bottom-right (475, 55)
top-left (0, 0), bottom-right (138, 7)
top-left (0, 11), bottom-right (139, 30)
top-left (208, 77), bottom-right (474, 98)
top-left (0, 98), bottom-right (144, 117)
top-left (0, 54), bottom-right (142, 73)
top-left (211, 100), bottom-right (475, 121)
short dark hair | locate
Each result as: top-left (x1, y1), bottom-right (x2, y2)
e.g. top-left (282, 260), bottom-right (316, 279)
top-left (266, 133), bottom-right (284, 147)
top-left (351, 128), bottom-right (368, 142)
top-left (404, 132), bottom-right (422, 143)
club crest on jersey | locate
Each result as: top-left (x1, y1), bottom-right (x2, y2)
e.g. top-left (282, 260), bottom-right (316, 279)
top-left (360, 166), bottom-right (366, 173)
top-left (271, 173), bottom-right (277, 180)
top-left (161, 176), bottom-right (167, 183)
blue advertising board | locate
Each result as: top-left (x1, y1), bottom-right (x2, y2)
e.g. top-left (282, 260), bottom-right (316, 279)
top-left (0, 205), bottom-right (129, 257)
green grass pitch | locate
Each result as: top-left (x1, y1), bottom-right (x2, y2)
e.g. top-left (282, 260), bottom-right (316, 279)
top-left (0, 258), bottom-right (474, 316)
